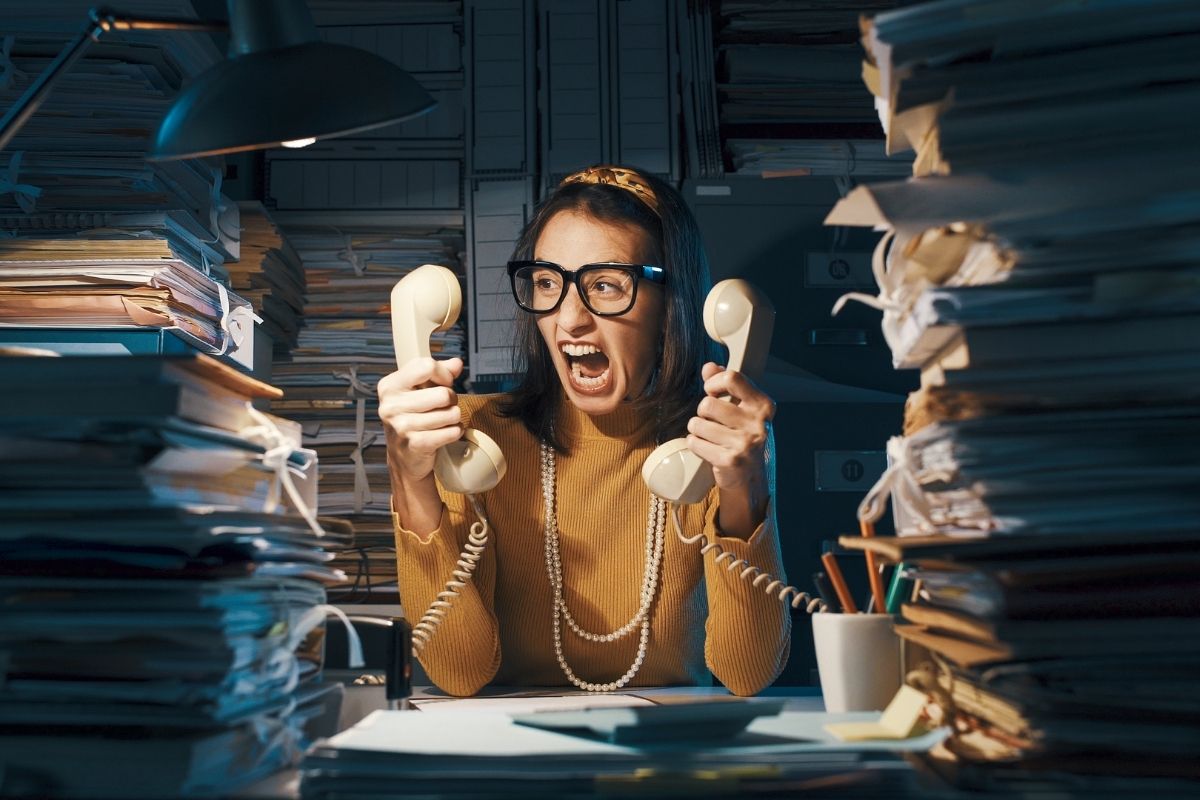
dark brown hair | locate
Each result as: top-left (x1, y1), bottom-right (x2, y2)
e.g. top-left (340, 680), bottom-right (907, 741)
top-left (498, 167), bottom-right (717, 452)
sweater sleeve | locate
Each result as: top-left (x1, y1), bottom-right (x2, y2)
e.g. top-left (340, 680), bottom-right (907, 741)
top-left (701, 476), bottom-right (792, 696)
top-left (392, 438), bottom-right (502, 696)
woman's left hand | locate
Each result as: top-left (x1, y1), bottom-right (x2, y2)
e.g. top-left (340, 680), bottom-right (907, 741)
top-left (686, 362), bottom-right (776, 497)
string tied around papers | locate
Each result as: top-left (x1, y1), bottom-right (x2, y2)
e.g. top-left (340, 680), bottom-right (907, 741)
top-left (214, 282), bottom-right (263, 361)
top-left (1, 151), bottom-right (43, 214)
top-left (346, 428), bottom-right (378, 514)
top-left (333, 364), bottom-right (378, 399)
top-left (241, 405), bottom-right (326, 538)
top-left (671, 506), bottom-right (825, 612)
top-left (332, 365), bottom-right (379, 513)
top-left (0, 36), bottom-right (30, 91)
top-left (831, 229), bottom-right (907, 350)
top-left (856, 436), bottom-right (942, 533)
top-left (299, 603), bottom-right (365, 670)
top-left (250, 712), bottom-right (302, 772)
top-left (336, 230), bottom-right (368, 276)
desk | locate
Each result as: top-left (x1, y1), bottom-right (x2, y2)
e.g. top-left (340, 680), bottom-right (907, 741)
top-left (331, 681), bottom-right (824, 736)
top-left (245, 684), bottom-right (954, 799)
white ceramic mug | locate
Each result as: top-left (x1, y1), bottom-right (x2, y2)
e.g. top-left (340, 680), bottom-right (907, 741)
top-left (812, 613), bottom-right (902, 713)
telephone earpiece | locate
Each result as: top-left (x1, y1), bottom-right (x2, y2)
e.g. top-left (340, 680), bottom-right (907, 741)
top-left (703, 279), bottom-right (774, 380)
top-left (643, 279), bottom-right (774, 504)
top-left (391, 265), bottom-right (506, 495)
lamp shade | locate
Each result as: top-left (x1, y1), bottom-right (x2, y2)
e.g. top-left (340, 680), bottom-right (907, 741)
top-left (149, 40), bottom-right (435, 160)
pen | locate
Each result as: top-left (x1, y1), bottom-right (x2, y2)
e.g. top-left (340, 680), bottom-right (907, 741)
top-left (812, 571), bottom-right (841, 613)
top-left (885, 562), bottom-right (912, 615)
top-left (859, 520), bottom-right (888, 615)
top-left (820, 551), bottom-right (857, 613)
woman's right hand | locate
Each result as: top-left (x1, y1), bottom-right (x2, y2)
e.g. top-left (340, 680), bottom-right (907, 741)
top-left (377, 356), bottom-right (465, 483)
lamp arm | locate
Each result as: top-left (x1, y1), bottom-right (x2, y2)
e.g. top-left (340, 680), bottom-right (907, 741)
top-left (0, 6), bottom-right (228, 154)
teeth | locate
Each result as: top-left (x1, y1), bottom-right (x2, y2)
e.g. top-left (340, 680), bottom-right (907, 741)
top-left (561, 343), bottom-right (601, 357)
top-left (571, 361), bottom-right (610, 388)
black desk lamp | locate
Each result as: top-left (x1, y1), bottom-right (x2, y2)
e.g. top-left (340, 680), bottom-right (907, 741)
top-left (0, 0), bottom-right (436, 159)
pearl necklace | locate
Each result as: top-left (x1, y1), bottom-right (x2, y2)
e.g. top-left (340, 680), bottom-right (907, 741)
top-left (540, 440), bottom-right (665, 692)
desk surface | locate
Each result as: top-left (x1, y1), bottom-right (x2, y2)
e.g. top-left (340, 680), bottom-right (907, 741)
top-left (243, 685), bottom-right (942, 800)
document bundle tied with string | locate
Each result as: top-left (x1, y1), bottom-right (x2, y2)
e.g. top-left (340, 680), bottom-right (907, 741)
top-left (269, 229), bottom-right (466, 604)
top-left (0, 351), bottom-right (354, 799)
top-left (826, 0), bottom-right (1200, 794)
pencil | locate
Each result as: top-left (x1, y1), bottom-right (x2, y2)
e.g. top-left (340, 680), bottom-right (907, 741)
top-left (820, 551), bottom-right (857, 613)
top-left (859, 520), bottom-right (888, 615)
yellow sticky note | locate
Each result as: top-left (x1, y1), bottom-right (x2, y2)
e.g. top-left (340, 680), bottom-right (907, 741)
top-left (824, 685), bottom-right (928, 742)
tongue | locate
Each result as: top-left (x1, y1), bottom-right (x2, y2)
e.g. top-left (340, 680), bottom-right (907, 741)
top-left (575, 352), bottom-right (609, 378)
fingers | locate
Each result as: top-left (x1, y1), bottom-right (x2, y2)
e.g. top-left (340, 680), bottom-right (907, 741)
top-left (378, 375), bottom-right (462, 433)
top-left (395, 424), bottom-right (465, 453)
top-left (700, 362), bottom-right (776, 419)
top-left (378, 356), bottom-right (463, 395)
top-left (376, 357), bottom-right (466, 481)
top-left (686, 414), bottom-right (761, 468)
top-left (686, 362), bottom-right (776, 482)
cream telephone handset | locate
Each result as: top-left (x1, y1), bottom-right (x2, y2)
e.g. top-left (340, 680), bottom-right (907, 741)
top-left (644, 279), bottom-right (823, 614)
top-left (390, 264), bottom-right (505, 652)
top-left (642, 279), bottom-right (774, 504)
top-left (390, 264), bottom-right (506, 494)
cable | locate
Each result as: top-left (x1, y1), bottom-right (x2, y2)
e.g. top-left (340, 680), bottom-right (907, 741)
top-left (410, 494), bottom-right (492, 654)
top-left (671, 506), bottom-right (825, 614)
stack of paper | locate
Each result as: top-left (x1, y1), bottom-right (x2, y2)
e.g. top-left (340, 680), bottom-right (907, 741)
top-left (0, 11), bottom-right (235, 254)
top-left (269, 228), bottom-right (466, 603)
top-left (828, 0), bottom-right (1200, 789)
top-left (717, 3), bottom-right (895, 126)
top-left (842, 534), bottom-right (1200, 788)
top-left (0, 3), bottom-right (258, 364)
top-left (0, 352), bottom-right (347, 798)
top-left (728, 139), bottom-right (912, 178)
top-left (232, 203), bottom-right (307, 356)
top-left (0, 236), bottom-right (255, 355)
top-left (678, 0), bottom-right (723, 177)
top-left (300, 706), bottom-right (945, 798)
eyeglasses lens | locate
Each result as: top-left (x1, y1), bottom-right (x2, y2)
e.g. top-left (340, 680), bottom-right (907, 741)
top-left (512, 265), bottom-right (636, 315)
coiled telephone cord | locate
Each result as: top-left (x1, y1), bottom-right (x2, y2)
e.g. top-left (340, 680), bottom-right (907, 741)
top-left (411, 494), bottom-right (491, 654)
top-left (671, 506), bottom-right (825, 613)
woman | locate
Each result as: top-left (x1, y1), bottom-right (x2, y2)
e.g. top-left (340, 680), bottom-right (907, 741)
top-left (378, 165), bottom-right (790, 696)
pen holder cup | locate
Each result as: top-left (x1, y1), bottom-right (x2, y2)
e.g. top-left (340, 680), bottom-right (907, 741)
top-left (812, 612), bottom-right (902, 713)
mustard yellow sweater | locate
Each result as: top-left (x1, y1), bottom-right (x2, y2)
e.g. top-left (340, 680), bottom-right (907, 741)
top-left (393, 394), bottom-right (791, 696)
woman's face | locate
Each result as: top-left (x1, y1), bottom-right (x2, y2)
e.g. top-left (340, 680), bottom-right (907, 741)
top-left (533, 210), bottom-right (665, 416)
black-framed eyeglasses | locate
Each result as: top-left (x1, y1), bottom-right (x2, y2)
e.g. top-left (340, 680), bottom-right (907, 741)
top-left (507, 260), bottom-right (667, 317)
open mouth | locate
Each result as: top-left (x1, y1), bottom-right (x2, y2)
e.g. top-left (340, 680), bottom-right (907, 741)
top-left (561, 343), bottom-right (611, 391)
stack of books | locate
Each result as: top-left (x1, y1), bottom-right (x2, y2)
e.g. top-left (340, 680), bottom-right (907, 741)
top-left (270, 228), bottom-right (466, 603)
top-left (829, 0), bottom-right (1200, 791)
top-left (0, 352), bottom-right (351, 798)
